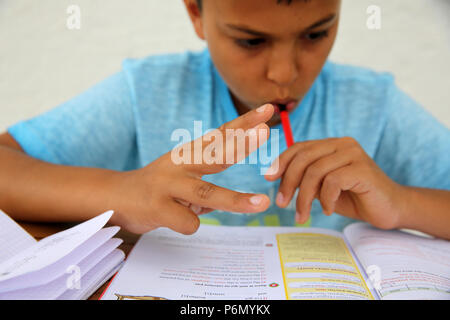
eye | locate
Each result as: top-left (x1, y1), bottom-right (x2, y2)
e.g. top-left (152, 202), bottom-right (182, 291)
top-left (304, 30), bottom-right (329, 42)
top-left (235, 38), bottom-right (266, 49)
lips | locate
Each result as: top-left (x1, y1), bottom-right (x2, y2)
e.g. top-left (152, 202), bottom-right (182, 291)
top-left (271, 99), bottom-right (298, 113)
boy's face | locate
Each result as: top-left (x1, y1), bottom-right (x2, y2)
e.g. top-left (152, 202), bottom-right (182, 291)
top-left (185, 0), bottom-right (341, 121)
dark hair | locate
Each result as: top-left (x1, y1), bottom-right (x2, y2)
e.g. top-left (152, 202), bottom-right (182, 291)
top-left (196, 0), bottom-right (295, 11)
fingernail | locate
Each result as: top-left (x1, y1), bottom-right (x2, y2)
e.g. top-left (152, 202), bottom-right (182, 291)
top-left (276, 192), bottom-right (284, 206)
top-left (256, 104), bottom-right (267, 113)
top-left (295, 211), bottom-right (301, 223)
top-left (266, 162), bottom-right (278, 176)
top-left (191, 204), bottom-right (202, 214)
top-left (249, 195), bottom-right (263, 206)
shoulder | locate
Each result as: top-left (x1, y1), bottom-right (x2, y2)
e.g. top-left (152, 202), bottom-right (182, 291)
top-left (321, 61), bottom-right (395, 101)
top-left (313, 61), bottom-right (408, 155)
top-left (316, 60), bottom-right (406, 125)
top-left (321, 61), bottom-right (435, 122)
top-left (122, 49), bottom-right (211, 83)
top-left (120, 49), bottom-right (213, 103)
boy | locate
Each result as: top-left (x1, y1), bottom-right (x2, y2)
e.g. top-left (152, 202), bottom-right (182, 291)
top-left (0, 0), bottom-right (449, 238)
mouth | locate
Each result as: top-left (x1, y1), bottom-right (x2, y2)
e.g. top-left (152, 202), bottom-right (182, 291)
top-left (270, 99), bottom-right (298, 114)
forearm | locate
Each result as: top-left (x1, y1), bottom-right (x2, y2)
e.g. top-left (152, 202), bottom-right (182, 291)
top-left (0, 145), bottom-right (121, 224)
top-left (397, 186), bottom-right (450, 240)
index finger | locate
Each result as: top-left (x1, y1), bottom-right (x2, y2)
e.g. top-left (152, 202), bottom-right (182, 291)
top-left (220, 103), bottom-right (274, 131)
top-left (173, 104), bottom-right (275, 175)
top-left (170, 178), bottom-right (270, 214)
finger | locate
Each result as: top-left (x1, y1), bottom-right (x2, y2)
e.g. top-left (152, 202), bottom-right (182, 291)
top-left (320, 170), bottom-right (344, 216)
top-left (296, 151), bottom-right (353, 218)
top-left (204, 104), bottom-right (273, 171)
top-left (173, 122), bottom-right (271, 177)
top-left (170, 179), bottom-right (270, 214)
top-left (175, 198), bottom-right (191, 207)
top-left (220, 103), bottom-right (274, 131)
top-left (197, 207), bottom-right (215, 215)
top-left (189, 203), bottom-right (214, 215)
top-left (196, 122), bottom-right (271, 175)
top-left (319, 165), bottom-right (365, 216)
top-left (157, 199), bottom-right (201, 235)
top-left (175, 199), bottom-right (203, 214)
top-left (264, 140), bottom-right (320, 181)
top-left (174, 198), bottom-right (215, 215)
top-left (194, 104), bottom-right (274, 168)
top-left (275, 142), bottom-right (338, 207)
top-left (295, 195), bottom-right (311, 225)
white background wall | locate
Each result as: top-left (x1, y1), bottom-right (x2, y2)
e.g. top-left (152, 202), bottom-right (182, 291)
top-left (1, 0), bottom-right (449, 132)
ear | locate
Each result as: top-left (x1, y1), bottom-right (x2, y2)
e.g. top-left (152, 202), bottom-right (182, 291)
top-left (183, 0), bottom-right (205, 40)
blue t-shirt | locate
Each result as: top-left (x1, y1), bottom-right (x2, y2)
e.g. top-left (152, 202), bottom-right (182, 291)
top-left (8, 49), bottom-right (450, 231)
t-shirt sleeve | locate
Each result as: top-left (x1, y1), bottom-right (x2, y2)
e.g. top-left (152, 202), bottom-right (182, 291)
top-left (7, 71), bottom-right (138, 171)
top-left (373, 82), bottom-right (450, 190)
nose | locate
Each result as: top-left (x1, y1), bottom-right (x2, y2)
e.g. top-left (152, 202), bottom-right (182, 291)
top-left (266, 45), bottom-right (299, 87)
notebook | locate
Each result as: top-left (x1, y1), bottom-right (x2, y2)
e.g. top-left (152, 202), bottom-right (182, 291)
top-left (101, 222), bottom-right (450, 300)
top-left (0, 210), bottom-right (124, 300)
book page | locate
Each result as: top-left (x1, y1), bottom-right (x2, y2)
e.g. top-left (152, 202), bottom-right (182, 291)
top-left (0, 227), bottom-right (120, 293)
top-left (60, 249), bottom-right (124, 300)
top-left (101, 225), bottom-right (376, 300)
top-left (0, 210), bottom-right (123, 300)
top-left (344, 223), bottom-right (450, 300)
top-left (0, 210), bottom-right (37, 263)
top-left (102, 225), bottom-right (286, 300)
top-left (0, 238), bottom-right (123, 299)
top-left (0, 210), bottom-right (114, 287)
top-left (276, 232), bottom-right (375, 300)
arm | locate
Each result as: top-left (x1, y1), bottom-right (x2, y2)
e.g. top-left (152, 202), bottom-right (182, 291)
top-left (0, 71), bottom-right (140, 225)
top-left (265, 137), bottom-right (450, 241)
top-left (0, 104), bottom-right (274, 234)
top-left (265, 78), bottom-right (450, 240)
top-left (397, 186), bottom-right (450, 239)
top-left (0, 132), bottom-right (122, 224)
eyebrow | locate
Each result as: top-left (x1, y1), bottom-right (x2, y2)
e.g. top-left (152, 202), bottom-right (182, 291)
top-left (225, 13), bottom-right (337, 37)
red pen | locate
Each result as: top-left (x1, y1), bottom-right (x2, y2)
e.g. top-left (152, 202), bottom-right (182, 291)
top-left (277, 104), bottom-right (294, 147)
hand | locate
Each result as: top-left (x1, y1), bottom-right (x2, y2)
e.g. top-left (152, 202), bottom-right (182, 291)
top-left (265, 137), bottom-right (405, 229)
top-left (107, 104), bottom-right (275, 234)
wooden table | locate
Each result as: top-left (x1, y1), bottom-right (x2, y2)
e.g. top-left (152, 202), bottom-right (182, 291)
top-left (18, 221), bottom-right (140, 300)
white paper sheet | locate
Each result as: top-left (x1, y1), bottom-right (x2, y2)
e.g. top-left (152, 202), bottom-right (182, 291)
top-left (0, 210), bottom-right (113, 284)
top-left (0, 210), bottom-right (36, 262)
top-left (0, 226), bottom-right (120, 292)
top-left (102, 225), bottom-right (286, 300)
top-left (0, 238), bottom-right (123, 299)
top-left (58, 249), bottom-right (125, 300)
top-left (344, 223), bottom-right (450, 300)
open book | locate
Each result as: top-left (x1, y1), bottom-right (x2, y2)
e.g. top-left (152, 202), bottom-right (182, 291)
top-left (101, 222), bottom-right (450, 300)
top-left (0, 210), bottom-right (124, 300)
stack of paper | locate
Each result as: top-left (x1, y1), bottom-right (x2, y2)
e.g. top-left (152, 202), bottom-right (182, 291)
top-left (0, 210), bottom-right (124, 300)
